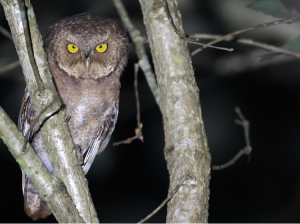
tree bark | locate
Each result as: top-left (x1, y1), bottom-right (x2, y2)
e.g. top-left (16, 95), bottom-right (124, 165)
top-left (139, 0), bottom-right (211, 222)
top-left (0, 107), bottom-right (84, 223)
top-left (0, 0), bottom-right (98, 222)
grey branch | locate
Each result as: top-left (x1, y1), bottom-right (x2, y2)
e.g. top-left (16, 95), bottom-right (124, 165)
top-left (189, 34), bottom-right (300, 58)
top-left (212, 107), bottom-right (252, 170)
top-left (139, 0), bottom-right (211, 222)
top-left (113, 63), bottom-right (143, 146)
top-left (19, 0), bottom-right (45, 93)
top-left (163, 0), bottom-right (233, 52)
top-left (0, 0), bottom-right (98, 222)
top-left (0, 106), bottom-right (84, 223)
top-left (112, 0), bottom-right (161, 112)
top-left (0, 60), bottom-right (20, 76)
top-left (0, 24), bottom-right (12, 39)
top-left (191, 16), bottom-right (300, 56)
top-left (138, 175), bottom-right (189, 223)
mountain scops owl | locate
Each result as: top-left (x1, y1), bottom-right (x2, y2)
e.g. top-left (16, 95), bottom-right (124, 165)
top-left (18, 12), bottom-right (129, 221)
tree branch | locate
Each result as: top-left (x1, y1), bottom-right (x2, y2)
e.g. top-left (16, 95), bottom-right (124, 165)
top-left (212, 107), bottom-right (252, 170)
top-left (139, 0), bottom-right (211, 222)
top-left (0, 0), bottom-right (98, 222)
top-left (0, 24), bottom-right (12, 39)
top-left (191, 16), bottom-right (300, 56)
top-left (0, 60), bottom-right (20, 76)
top-left (189, 34), bottom-right (300, 58)
top-left (0, 106), bottom-right (84, 223)
top-left (138, 175), bottom-right (189, 223)
top-left (112, 0), bottom-right (161, 112)
top-left (113, 63), bottom-right (143, 146)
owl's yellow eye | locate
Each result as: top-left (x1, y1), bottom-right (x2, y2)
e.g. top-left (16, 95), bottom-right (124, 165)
top-left (95, 44), bottom-right (108, 53)
top-left (67, 44), bottom-right (79, 53)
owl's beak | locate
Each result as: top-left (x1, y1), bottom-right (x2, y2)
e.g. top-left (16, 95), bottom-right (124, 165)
top-left (85, 56), bottom-right (92, 72)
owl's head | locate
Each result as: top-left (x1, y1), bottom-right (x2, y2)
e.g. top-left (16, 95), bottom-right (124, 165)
top-left (46, 13), bottom-right (129, 79)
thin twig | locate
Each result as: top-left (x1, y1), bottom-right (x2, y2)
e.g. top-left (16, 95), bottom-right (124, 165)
top-left (135, 63), bottom-right (141, 132)
top-left (191, 16), bottom-right (300, 56)
top-left (212, 107), bottom-right (252, 170)
top-left (163, 0), bottom-right (233, 52)
top-left (112, 0), bottom-right (161, 111)
top-left (113, 63), bottom-right (143, 146)
top-left (0, 60), bottom-right (20, 76)
top-left (189, 41), bottom-right (233, 52)
top-left (0, 25), bottom-right (12, 39)
top-left (189, 34), bottom-right (300, 58)
top-left (138, 175), bottom-right (190, 224)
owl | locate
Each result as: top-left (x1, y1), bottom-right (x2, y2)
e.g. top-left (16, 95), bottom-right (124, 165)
top-left (18, 12), bottom-right (129, 221)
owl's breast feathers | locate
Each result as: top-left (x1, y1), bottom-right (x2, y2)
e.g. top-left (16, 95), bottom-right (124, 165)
top-left (18, 63), bottom-right (122, 220)
top-left (49, 58), bottom-right (121, 171)
top-left (18, 12), bottom-right (128, 221)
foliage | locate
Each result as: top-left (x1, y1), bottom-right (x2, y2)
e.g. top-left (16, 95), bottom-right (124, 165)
top-left (248, 0), bottom-right (300, 61)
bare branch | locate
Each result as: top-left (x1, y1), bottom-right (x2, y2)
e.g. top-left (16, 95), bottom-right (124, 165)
top-left (0, 106), bottom-right (84, 223)
top-left (0, 25), bottom-right (12, 39)
top-left (112, 0), bottom-right (161, 112)
top-left (163, 0), bottom-right (233, 52)
top-left (18, 0), bottom-right (45, 93)
top-left (113, 63), bottom-right (143, 146)
top-left (0, 60), bottom-right (20, 76)
top-left (212, 107), bottom-right (252, 170)
top-left (189, 34), bottom-right (300, 58)
top-left (189, 40), bottom-right (234, 51)
top-left (138, 175), bottom-right (189, 224)
top-left (139, 0), bottom-right (211, 222)
top-left (1, 0), bottom-right (99, 222)
top-left (191, 16), bottom-right (300, 56)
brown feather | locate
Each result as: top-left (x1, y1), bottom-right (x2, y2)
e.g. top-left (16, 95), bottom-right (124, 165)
top-left (18, 12), bottom-right (128, 221)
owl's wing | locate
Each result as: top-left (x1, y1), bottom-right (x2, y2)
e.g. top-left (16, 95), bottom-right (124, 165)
top-left (18, 88), bottom-right (52, 220)
top-left (82, 104), bottom-right (119, 174)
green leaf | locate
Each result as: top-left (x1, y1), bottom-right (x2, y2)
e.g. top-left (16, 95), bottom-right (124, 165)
top-left (281, 36), bottom-right (300, 52)
top-left (260, 36), bottom-right (300, 61)
top-left (248, 0), bottom-right (298, 19)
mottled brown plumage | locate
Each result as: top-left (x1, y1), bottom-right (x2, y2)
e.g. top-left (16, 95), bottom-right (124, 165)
top-left (18, 12), bottom-right (129, 221)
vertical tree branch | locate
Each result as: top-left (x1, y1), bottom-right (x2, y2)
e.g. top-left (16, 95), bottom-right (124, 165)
top-left (139, 0), bottom-right (211, 222)
top-left (0, 0), bottom-right (98, 222)
top-left (112, 0), bottom-right (162, 111)
top-left (17, 0), bottom-right (44, 93)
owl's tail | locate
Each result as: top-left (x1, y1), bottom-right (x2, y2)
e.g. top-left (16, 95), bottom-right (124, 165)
top-left (22, 170), bottom-right (52, 221)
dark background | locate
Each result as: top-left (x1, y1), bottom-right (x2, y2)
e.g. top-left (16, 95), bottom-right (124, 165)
top-left (1, 0), bottom-right (300, 222)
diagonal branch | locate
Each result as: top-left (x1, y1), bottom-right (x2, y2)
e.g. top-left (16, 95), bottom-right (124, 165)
top-left (191, 16), bottom-right (300, 56)
top-left (212, 107), bottom-right (252, 170)
top-left (138, 175), bottom-right (189, 223)
top-left (189, 34), bottom-right (300, 58)
top-left (0, 24), bottom-right (12, 39)
top-left (112, 0), bottom-right (161, 112)
top-left (0, 60), bottom-right (20, 76)
top-left (0, 106), bottom-right (84, 223)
